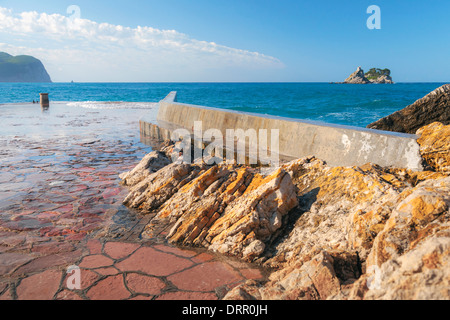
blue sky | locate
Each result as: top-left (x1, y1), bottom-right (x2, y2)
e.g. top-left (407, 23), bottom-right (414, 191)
top-left (0, 0), bottom-right (448, 82)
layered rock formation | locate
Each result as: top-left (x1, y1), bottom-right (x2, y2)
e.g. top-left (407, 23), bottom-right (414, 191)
top-left (121, 153), bottom-right (298, 261)
top-left (0, 52), bottom-right (52, 83)
top-left (343, 66), bottom-right (394, 84)
top-left (120, 122), bottom-right (450, 300)
top-left (367, 84), bottom-right (450, 134)
top-left (416, 122), bottom-right (450, 174)
top-left (344, 66), bottom-right (370, 84)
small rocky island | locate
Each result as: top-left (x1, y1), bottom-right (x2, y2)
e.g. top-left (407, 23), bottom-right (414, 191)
top-left (336, 66), bottom-right (394, 84)
top-left (0, 52), bottom-right (52, 83)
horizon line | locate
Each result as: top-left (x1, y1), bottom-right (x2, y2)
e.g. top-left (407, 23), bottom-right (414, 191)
top-left (2, 81), bottom-right (447, 84)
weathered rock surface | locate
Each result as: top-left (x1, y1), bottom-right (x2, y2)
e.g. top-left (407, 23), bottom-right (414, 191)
top-left (223, 162), bottom-right (449, 300)
top-left (416, 122), bottom-right (450, 174)
top-left (367, 84), bottom-right (450, 133)
top-left (344, 66), bottom-right (370, 84)
top-left (120, 150), bottom-right (171, 186)
top-left (121, 155), bottom-right (298, 261)
top-left (122, 120), bottom-right (450, 300)
top-left (373, 74), bottom-right (394, 84)
top-left (342, 66), bottom-right (394, 84)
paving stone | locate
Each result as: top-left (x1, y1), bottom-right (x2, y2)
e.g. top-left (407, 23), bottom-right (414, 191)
top-left (35, 211), bottom-right (61, 220)
top-left (0, 289), bottom-right (12, 300)
top-left (125, 273), bottom-right (166, 295)
top-left (79, 254), bottom-right (114, 269)
top-left (156, 291), bottom-right (218, 300)
top-left (240, 268), bottom-right (264, 280)
top-left (16, 269), bottom-right (62, 300)
top-left (92, 267), bottom-right (119, 276)
top-left (55, 204), bottom-right (74, 213)
top-left (4, 218), bottom-right (50, 232)
top-left (0, 233), bottom-right (27, 247)
top-left (13, 249), bottom-right (82, 276)
top-left (116, 246), bottom-right (194, 276)
top-left (65, 232), bottom-right (87, 241)
top-left (153, 244), bottom-right (198, 258)
top-left (168, 262), bottom-right (244, 292)
top-left (226, 260), bottom-right (250, 269)
top-left (128, 295), bottom-right (153, 300)
top-left (0, 108), bottom-right (272, 300)
top-left (79, 269), bottom-right (100, 290)
top-left (86, 239), bottom-right (103, 255)
top-left (55, 289), bottom-right (84, 300)
top-left (191, 252), bottom-right (215, 263)
top-left (0, 282), bottom-right (8, 293)
top-left (104, 242), bottom-right (140, 260)
top-left (0, 252), bottom-right (34, 276)
top-left (86, 274), bottom-right (130, 300)
top-left (31, 241), bottom-right (75, 256)
top-left (102, 188), bottom-right (121, 200)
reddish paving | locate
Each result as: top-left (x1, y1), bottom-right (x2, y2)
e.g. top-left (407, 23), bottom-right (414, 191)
top-left (0, 239), bottom-right (264, 300)
top-left (0, 105), bottom-right (267, 300)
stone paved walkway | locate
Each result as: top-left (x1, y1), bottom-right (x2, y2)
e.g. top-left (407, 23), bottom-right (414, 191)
top-left (0, 103), bottom-right (269, 300)
top-left (0, 238), bottom-right (265, 300)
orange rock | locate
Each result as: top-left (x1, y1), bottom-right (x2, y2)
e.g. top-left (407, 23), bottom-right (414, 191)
top-left (416, 122), bottom-right (450, 174)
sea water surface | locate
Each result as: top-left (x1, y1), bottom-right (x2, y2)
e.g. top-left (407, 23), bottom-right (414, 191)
top-left (0, 82), bottom-right (445, 127)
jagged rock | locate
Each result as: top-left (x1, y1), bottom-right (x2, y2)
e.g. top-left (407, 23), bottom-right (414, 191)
top-left (367, 84), bottom-right (450, 133)
top-left (224, 250), bottom-right (360, 300)
top-left (122, 161), bottom-right (202, 212)
top-left (366, 176), bottom-right (450, 268)
top-left (373, 74), bottom-right (394, 84)
top-left (225, 164), bottom-right (450, 299)
top-left (119, 150), bottom-right (171, 186)
top-left (265, 157), bottom-right (402, 267)
top-left (120, 120), bottom-right (450, 300)
top-left (225, 158), bottom-right (450, 300)
top-left (416, 122), bottom-right (450, 174)
top-left (339, 236), bottom-right (450, 300)
top-left (344, 66), bottom-right (370, 84)
top-left (122, 157), bottom-right (298, 261)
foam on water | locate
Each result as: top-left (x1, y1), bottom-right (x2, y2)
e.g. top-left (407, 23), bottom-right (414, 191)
top-left (66, 101), bottom-right (158, 110)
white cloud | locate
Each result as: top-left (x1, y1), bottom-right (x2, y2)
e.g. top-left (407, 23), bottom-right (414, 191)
top-left (0, 7), bottom-right (284, 81)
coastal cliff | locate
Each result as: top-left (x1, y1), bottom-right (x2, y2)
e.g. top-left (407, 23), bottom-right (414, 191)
top-left (0, 52), bottom-right (52, 83)
top-left (342, 66), bottom-right (394, 84)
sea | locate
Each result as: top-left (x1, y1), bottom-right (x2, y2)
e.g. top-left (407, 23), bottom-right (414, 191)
top-left (0, 82), bottom-right (446, 127)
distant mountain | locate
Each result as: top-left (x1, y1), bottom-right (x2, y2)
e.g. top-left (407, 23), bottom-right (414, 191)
top-left (0, 52), bottom-right (52, 83)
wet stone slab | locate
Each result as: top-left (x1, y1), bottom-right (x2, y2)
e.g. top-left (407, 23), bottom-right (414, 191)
top-left (0, 102), bottom-right (269, 300)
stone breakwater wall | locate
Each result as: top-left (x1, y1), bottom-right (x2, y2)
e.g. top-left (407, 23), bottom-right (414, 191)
top-left (140, 92), bottom-right (423, 171)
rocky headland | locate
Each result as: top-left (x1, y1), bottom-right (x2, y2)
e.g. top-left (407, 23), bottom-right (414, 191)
top-left (0, 52), bottom-right (52, 83)
top-left (120, 87), bottom-right (449, 300)
top-left (337, 66), bottom-right (394, 84)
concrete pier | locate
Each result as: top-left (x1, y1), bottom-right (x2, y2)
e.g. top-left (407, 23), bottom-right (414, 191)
top-left (140, 91), bottom-right (424, 170)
